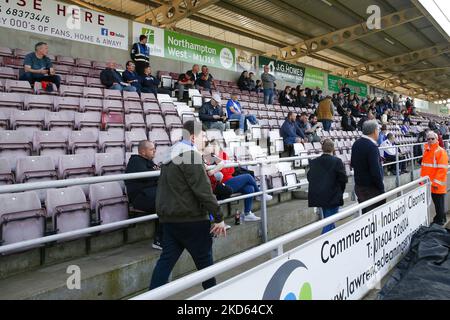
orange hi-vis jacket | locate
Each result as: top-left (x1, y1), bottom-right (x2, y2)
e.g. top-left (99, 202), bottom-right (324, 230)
top-left (420, 142), bottom-right (449, 194)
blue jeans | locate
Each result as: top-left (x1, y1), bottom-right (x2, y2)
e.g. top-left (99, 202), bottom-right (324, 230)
top-left (149, 220), bottom-right (216, 290)
top-left (224, 174), bottom-right (259, 213)
top-left (321, 207), bottom-right (339, 234)
top-left (229, 113), bottom-right (258, 131)
top-left (321, 120), bottom-right (332, 132)
top-left (109, 83), bottom-right (137, 92)
top-left (263, 88), bottom-right (274, 105)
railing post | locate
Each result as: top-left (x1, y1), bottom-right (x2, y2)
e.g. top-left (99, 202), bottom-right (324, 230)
top-left (410, 145), bottom-right (414, 181)
top-left (395, 146), bottom-right (400, 187)
top-left (259, 163), bottom-right (269, 243)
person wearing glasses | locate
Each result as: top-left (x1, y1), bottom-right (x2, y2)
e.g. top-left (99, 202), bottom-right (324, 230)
top-left (421, 131), bottom-right (449, 226)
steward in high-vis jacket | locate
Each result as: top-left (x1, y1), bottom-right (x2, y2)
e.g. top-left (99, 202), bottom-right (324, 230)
top-left (131, 34), bottom-right (150, 76)
top-left (421, 131), bottom-right (449, 225)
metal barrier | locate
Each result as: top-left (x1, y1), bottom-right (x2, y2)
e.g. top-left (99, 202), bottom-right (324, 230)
top-left (130, 176), bottom-right (431, 300)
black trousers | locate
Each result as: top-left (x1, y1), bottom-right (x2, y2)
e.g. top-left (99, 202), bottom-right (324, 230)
top-left (135, 60), bottom-right (149, 76)
top-left (355, 185), bottom-right (386, 214)
top-left (431, 193), bottom-right (447, 225)
top-left (385, 154), bottom-right (406, 172)
top-left (20, 72), bottom-right (61, 89)
top-left (132, 189), bottom-right (163, 242)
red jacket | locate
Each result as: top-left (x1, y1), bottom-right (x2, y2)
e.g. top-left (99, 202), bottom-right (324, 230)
top-left (208, 151), bottom-right (235, 190)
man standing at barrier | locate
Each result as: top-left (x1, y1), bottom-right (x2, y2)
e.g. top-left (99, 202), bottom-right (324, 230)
top-left (125, 141), bottom-right (163, 250)
top-left (307, 139), bottom-right (348, 233)
top-left (421, 131), bottom-right (449, 226)
top-left (149, 120), bottom-right (226, 291)
top-left (351, 120), bottom-right (386, 214)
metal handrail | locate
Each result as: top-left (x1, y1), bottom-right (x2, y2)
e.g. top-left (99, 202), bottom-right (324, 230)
top-left (130, 176), bottom-right (431, 300)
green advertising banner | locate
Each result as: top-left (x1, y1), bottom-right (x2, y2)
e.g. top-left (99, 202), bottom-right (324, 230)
top-left (259, 56), bottom-right (305, 85)
top-left (328, 74), bottom-right (368, 96)
top-left (303, 68), bottom-right (325, 89)
top-left (164, 30), bottom-right (235, 70)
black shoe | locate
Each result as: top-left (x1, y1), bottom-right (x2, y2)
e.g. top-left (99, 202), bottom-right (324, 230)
top-left (152, 240), bottom-right (162, 250)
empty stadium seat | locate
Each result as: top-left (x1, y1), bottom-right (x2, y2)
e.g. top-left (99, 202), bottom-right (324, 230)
top-left (103, 99), bottom-right (123, 113)
top-left (80, 98), bottom-right (102, 112)
top-left (0, 47), bottom-right (13, 57)
top-left (164, 114), bottom-right (182, 130)
top-left (160, 102), bottom-right (177, 116)
top-left (0, 92), bottom-right (23, 108)
top-left (75, 58), bottom-right (93, 68)
top-left (149, 128), bottom-right (170, 146)
top-left (103, 89), bottom-right (122, 100)
top-left (65, 75), bottom-right (85, 86)
top-left (170, 128), bottom-right (183, 144)
top-left (83, 87), bottom-right (103, 99)
top-left (75, 111), bottom-right (101, 131)
top-left (0, 130), bottom-right (32, 169)
top-left (143, 102), bottom-right (160, 115)
top-left (0, 67), bottom-right (17, 80)
top-left (72, 67), bottom-right (90, 77)
top-left (86, 77), bottom-right (105, 88)
top-left (125, 113), bottom-right (146, 131)
top-left (123, 90), bottom-right (140, 102)
top-left (54, 97), bottom-right (81, 112)
top-left (69, 131), bottom-right (98, 155)
top-left (5, 80), bottom-right (33, 93)
top-left (146, 114), bottom-right (165, 130)
top-left (124, 101), bottom-right (143, 114)
top-left (98, 130), bottom-right (125, 154)
top-left (58, 154), bottom-right (95, 180)
top-left (59, 85), bottom-right (83, 97)
top-left (45, 186), bottom-right (90, 235)
top-left (95, 153), bottom-right (125, 176)
top-left (56, 55), bottom-right (75, 66)
top-left (10, 109), bottom-right (45, 138)
top-left (0, 158), bottom-right (14, 185)
top-left (15, 155), bottom-right (57, 184)
top-left (89, 182), bottom-right (128, 226)
top-left (125, 130), bottom-right (147, 152)
top-left (33, 131), bottom-right (68, 166)
top-left (0, 191), bottom-right (46, 248)
top-left (141, 92), bottom-right (157, 103)
top-left (101, 112), bottom-right (124, 131)
top-left (45, 111), bottom-right (75, 134)
top-left (24, 94), bottom-right (54, 111)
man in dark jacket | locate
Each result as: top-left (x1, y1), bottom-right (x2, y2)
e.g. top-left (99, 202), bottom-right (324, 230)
top-left (199, 93), bottom-right (227, 132)
top-left (341, 108), bottom-right (357, 131)
top-left (351, 120), bottom-right (385, 214)
top-left (100, 61), bottom-right (137, 92)
top-left (149, 120), bottom-right (226, 291)
top-left (280, 112), bottom-right (306, 145)
top-left (130, 34), bottom-right (150, 76)
top-left (307, 139), bottom-right (348, 234)
top-left (125, 140), bottom-right (162, 250)
top-left (122, 61), bottom-right (142, 92)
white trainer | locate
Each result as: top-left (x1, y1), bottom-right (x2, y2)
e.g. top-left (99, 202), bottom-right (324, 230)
top-left (243, 212), bottom-right (261, 222)
top-left (256, 194), bottom-right (273, 202)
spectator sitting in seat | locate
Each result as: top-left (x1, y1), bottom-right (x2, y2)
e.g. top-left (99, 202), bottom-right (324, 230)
top-left (125, 141), bottom-right (163, 250)
top-left (379, 133), bottom-right (408, 174)
top-left (204, 140), bottom-right (271, 222)
top-left (279, 86), bottom-right (293, 106)
top-left (226, 93), bottom-right (258, 135)
top-left (238, 71), bottom-right (250, 91)
top-left (100, 60), bottom-right (137, 92)
top-left (248, 72), bottom-right (256, 91)
top-left (357, 111), bottom-right (375, 131)
top-left (306, 114), bottom-right (322, 142)
top-left (296, 112), bottom-right (308, 132)
top-left (255, 79), bottom-right (263, 93)
top-left (177, 64), bottom-right (199, 101)
top-left (20, 42), bottom-right (61, 90)
top-left (307, 139), bottom-right (348, 234)
top-left (280, 112), bottom-right (307, 148)
top-left (378, 124), bottom-right (388, 146)
top-left (122, 61), bottom-right (142, 93)
top-left (140, 65), bottom-right (160, 95)
top-left (341, 108), bottom-right (357, 131)
top-left (297, 89), bottom-right (308, 108)
top-left (199, 93), bottom-right (227, 132)
top-left (197, 65), bottom-right (217, 91)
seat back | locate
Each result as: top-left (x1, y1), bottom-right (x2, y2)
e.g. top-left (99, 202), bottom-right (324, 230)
top-left (89, 182), bottom-right (128, 225)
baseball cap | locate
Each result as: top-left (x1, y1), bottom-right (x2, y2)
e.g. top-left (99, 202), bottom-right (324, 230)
top-left (212, 93), bottom-right (222, 104)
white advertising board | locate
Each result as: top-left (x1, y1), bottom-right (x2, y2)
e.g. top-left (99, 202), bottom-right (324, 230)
top-left (132, 21), bottom-right (164, 58)
top-left (0, 0), bottom-right (128, 50)
top-left (192, 185), bottom-right (429, 300)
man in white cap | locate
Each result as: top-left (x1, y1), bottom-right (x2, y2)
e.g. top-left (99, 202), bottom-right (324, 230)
top-left (199, 93), bottom-right (227, 132)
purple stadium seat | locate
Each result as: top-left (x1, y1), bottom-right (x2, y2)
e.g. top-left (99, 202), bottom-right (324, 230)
top-left (75, 58), bottom-right (93, 68)
top-left (24, 94), bottom-right (54, 111)
top-left (164, 114), bottom-right (182, 130)
top-left (75, 111), bottom-right (101, 131)
top-left (103, 99), bottom-right (123, 113)
top-left (0, 67), bottom-right (18, 80)
top-left (80, 98), bottom-right (102, 112)
top-left (45, 111), bottom-right (75, 134)
top-left (125, 113), bottom-right (146, 131)
top-left (145, 114), bottom-right (165, 130)
top-left (0, 109), bottom-right (9, 130)
top-left (69, 130), bottom-right (98, 155)
top-left (10, 110), bottom-right (45, 138)
top-left (86, 77), bottom-right (105, 88)
top-left (160, 102), bottom-right (177, 116)
top-left (0, 158), bottom-right (14, 185)
top-left (0, 131), bottom-right (32, 170)
top-left (59, 85), bottom-right (83, 97)
top-left (54, 65), bottom-right (72, 75)
top-left (65, 75), bottom-right (85, 86)
top-left (154, 145), bottom-right (170, 165)
top-left (125, 130), bottom-right (147, 152)
top-left (170, 128), bottom-right (183, 144)
top-left (92, 61), bottom-right (107, 69)
top-left (88, 69), bottom-right (102, 78)
top-left (54, 96), bottom-right (81, 112)
top-left (124, 101), bottom-right (143, 114)
top-left (0, 191), bottom-right (46, 249)
top-left (56, 55), bottom-right (75, 66)
top-left (0, 92), bottom-right (23, 108)
top-left (72, 67), bottom-right (90, 77)
top-left (89, 182), bottom-right (128, 225)
top-left (148, 128), bottom-right (170, 146)
top-left (98, 130), bottom-right (125, 154)
top-left (141, 92), bottom-right (157, 103)
top-left (123, 90), bottom-right (141, 102)
top-left (143, 102), bottom-right (160, 115)
top-left (101, 112), bottom-right (124, 131)
top-left (45, 186), bottom-right (90, 235)
top-left (103, 89), bottom-right (122, 100)
top-left (0, 47), bottom-right (13, 57)
top-left (58, 154), bottom-right (95, 180)
top-left (15, 155), bottom-right (57, 184)
top-left (33, 131), bottom-right (68, 166)
top-left (13, 48), bottom-right (28, 59)
top-left (83, 87), bottom-right (103, 99)
top-left (95, 153), bottom-right (125, 176)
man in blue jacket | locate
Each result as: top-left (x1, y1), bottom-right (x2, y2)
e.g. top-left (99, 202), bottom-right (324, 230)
top-left (131, 34), bottom-right (150, 76)
top-left (351, 120), bottom-right (385, 214)
top-left (280, 112), bottom-right (306, 145)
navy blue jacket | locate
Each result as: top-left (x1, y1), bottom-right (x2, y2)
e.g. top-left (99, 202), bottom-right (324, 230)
top-left (350, 137), bottom-right (384, 192)
top-left (280, 118), bottom-right (305, 145)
